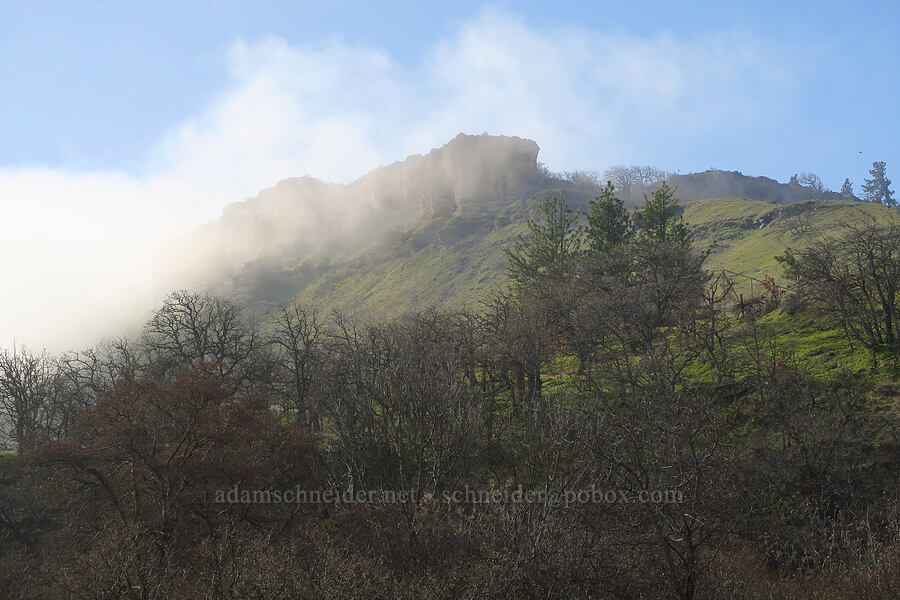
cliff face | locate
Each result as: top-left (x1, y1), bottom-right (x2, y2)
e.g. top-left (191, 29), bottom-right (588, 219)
top-left (153, 133), bottom-right (548, 293)
top-left (356, 133), bottom-right (542, 218)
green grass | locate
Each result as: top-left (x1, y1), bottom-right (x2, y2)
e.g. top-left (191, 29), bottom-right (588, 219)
top-left (686, 198), bottom-right (899, 292)
top-left (754, 308), bottom-right (900, 380)
top-left (259, 207), bottom-right (531, 319)
top-left (231, 194), bottom-right (899, 327)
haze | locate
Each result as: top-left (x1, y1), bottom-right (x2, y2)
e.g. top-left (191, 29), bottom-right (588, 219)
top-left (2, 3), bottom-right (898, 349)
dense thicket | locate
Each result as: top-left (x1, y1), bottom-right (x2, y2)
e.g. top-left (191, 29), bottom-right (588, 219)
top-left (0, 190), bottom-right (897, 599)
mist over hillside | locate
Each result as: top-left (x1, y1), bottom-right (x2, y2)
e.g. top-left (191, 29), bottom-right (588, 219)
top-left (154, 134), bottom-right (575, 297)
top-left (153, 133), bottom-right (868, 318)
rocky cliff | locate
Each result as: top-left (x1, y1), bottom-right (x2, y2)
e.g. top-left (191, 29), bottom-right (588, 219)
top-left (153, 133), bottom-right (550, 293)
top-left (355, 133), bottom-right (542, 218)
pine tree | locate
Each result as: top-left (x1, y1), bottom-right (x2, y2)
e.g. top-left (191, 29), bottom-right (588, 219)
top-left (505, 196), bottom-right (582, 291)
top-left (841, 178), bottom-right (854, 197)
top-left (636, 182), bottom-right (690, 246)
top-left (862, 161), bottom-right (895, 205)
top-left (586, 181), bottom-right (632, 254)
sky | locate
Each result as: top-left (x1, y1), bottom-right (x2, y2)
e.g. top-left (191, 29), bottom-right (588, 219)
top-left (1, 0), bottom-right (899, 348)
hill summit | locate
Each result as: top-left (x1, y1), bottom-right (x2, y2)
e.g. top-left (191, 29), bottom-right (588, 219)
top-left (620, 168), bottom-right (852, 206)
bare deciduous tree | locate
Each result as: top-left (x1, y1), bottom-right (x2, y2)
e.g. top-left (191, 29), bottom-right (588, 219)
top-left (142, 290), bottom-right (263, 385)
top-left (798, 172), bottom-right (826, 193)
top-left (603, 165), bottom-right (671, 193)
top-left (0, 345), bottom-right (58, 444)
top-left (269, 303), bottom-right (326, 428)
top-left (779, 217), bottom-right (900, 365)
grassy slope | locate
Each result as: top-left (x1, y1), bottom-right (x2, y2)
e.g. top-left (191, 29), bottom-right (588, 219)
top-left (685, 198), bottom-right (900, 379)
top-left (243, 191), bottom-right (589, 319)
top-left (295, 216), bottom-right (519, 317)
top-left (234, 195), bottom-right (900, 379)
top-left (274, 196), bottom-right (898, 318)
top-left (685, 198), bottom-right (898, 286)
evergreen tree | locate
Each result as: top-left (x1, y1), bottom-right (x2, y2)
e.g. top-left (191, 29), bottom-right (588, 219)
top-left (636, 182), bottom-right (690, 246)
top-left (586, 181), bottom-right (632, 253)
top-left (505, 196), bottom-right (582, 291)
top-left (789, 174), bottom-right (800, 186)
top-left (841, 178), bottom-right (854, 197)
top-left (862, 161), bottom-right (895, 205)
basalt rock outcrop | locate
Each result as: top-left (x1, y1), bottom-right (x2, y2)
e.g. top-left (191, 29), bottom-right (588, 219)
top-left (358, 133), bottom-right (543, 218)
top-left (153, 133), bottom-right (550, 293)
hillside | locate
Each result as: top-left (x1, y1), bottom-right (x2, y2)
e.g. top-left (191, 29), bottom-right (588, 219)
top-left (686, 197), bottom-right (899, 286)
top-left (219, 188), bottom-right (590, 318)
top-left (153, 134), bottom-right (574, 295)
top-left (205, 195), bottom-right (897, 321)
top-left (153, 134), bottom-right (897, 318)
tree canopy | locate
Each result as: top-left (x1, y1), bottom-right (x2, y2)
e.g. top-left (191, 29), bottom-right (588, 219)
top-left (863, 161), bottom-right (895, 205)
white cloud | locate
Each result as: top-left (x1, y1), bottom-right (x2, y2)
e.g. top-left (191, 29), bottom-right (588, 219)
top-left (0, 8), bottom-right (796, 350)
top-left (417, 11), bottom-right (791, 169)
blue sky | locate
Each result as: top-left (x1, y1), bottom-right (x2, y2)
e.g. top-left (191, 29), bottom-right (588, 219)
top-left (2, 1), bottom-right (898, 184)
top-left (1, 0), bottom-right (899, 347)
